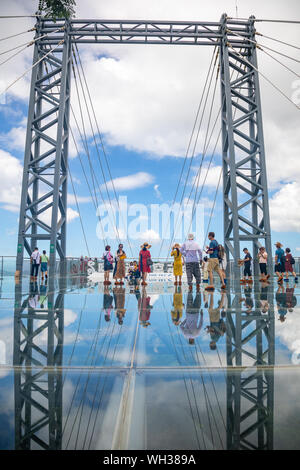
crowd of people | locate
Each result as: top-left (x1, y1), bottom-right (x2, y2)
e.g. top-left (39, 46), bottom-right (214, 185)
top-left (29, 234), bottom-right (298, 290)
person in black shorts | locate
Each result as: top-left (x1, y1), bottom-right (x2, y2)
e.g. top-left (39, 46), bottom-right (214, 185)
top-left (239, 248), bottom-right (252, 283)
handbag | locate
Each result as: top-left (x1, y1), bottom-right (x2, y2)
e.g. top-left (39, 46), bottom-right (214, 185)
top-left (146, 258), bottom-right (153, 266)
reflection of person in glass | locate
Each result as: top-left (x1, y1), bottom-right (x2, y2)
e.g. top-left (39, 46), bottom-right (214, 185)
top-left (171, 287), bottom-right (184, 325)
top-left (206, 292), bottom-right (226, 350)
top-left (138, 288), bottom-right (153, 328)
top-left (259, 283), bottom-right (269, 313)
top-left (28, 281), bottom-right (39, 309)
top-left (103, 286), bottom-right (113, 322)
top-left (239, 285), bottom-right (254, 314)
top-left (39, 280), bottom-right (48, 309)
top-left (113, 286), bottom-right (126, 325)
top-left (180, 291), bottom-right (203, 345)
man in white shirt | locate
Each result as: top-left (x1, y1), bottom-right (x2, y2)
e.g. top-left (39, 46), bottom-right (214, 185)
top-left (30, 247), bottom-right (41, 279)
top-left (180, 234), bottom-right (202, 291)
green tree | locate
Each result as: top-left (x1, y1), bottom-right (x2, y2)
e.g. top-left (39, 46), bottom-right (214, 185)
top-left (38, 0), bottom-right (76, 19)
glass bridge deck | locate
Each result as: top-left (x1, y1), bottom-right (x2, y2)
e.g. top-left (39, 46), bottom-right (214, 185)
top-left (0, 271), bottom-right (300, 450)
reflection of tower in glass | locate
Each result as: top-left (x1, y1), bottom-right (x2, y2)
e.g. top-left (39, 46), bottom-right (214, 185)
top-left (226, 280), bottom-right (275, 450)
top-left (13, 273), bottom-right (65, 450)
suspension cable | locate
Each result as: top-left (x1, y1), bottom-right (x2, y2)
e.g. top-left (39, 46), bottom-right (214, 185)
top-left (0, 27), bottom-right (64, 68)
top-left (227, 42), bottom-right (300, 110)
top-left (0, 39), bottom-right (64, 97)
top-left (71, 46), bottom-right (128, 252)
top-left (158, 47), bottom-right (218, 258)
top-left (166, 55), bottom-right (220, 257)
top-left (255, 31), bottom-right (300, 51)
top-left (226, 28), bottom-right (300, 65)
top-left (0, 27), bottom-right (35, 42)
top-left (73, 43), bottom-right (135, 257)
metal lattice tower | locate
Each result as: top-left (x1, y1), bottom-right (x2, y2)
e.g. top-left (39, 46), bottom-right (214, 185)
top-left (15, 14), bottom-right (272, 276)
top-left (225, 281), bottom-right (275, 450)
top-left (16, 19), bottom-right (71, 275)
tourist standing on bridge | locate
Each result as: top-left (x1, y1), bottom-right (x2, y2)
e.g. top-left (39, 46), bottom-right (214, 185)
top-left (205, 232), bottom-right (225, 291)
top-left (40, 250), bottom-right (48, 281)
top-left (30, 247), bottom-right (41, 280)
top-left (274, 242), bottom-right (285, 283)
top-left (139, 243), bottom-right (152, 286)
top-left (258, 246), bottom-right (270, 282)
top-left (102, 245), bottom-right (114, 285)
top-left (180, 234), bottom-right (202, 292)
top-left (171, 243), bottom-right (183, 286)
top-left (284, 248), bottom-right (298, 282)
top-left (114, 243), bottom-right (126, 285)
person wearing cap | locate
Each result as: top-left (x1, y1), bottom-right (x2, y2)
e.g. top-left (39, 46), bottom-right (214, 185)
top-left (274, 242), bottom-right (285, 283)
top-left (171, 243), bottom-right (183, 286)
top-left (180, 234), bottom-right (202, 291)
top-left (139, 243), bottom-right (152, 286)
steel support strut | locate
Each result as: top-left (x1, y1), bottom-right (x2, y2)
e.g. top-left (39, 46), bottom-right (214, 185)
top-left (16, 19), bottom-right (71, 275)
top-left (219, 15), bottom-right (272, 279)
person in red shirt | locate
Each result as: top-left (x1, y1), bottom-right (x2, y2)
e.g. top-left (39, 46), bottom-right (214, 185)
top-left (139, 243), bottom-right (152, 286)
top-left (284, 248), bottom-right (298, 282)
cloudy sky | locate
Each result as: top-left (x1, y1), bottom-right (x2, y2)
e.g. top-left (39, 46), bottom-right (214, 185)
top-left (0, 0), bottom-right (299, 258)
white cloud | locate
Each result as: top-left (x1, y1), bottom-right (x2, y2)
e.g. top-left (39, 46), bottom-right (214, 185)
top-left (138, 228), bottom-right (160, 243)
top-left (103, 172), bottom-right (154, 191)
top-left (67, 207), bottom-right (79, 223)
top-left (0, 148), bottom-right (22, 211)
top-left (270, 182), bottom-right (300, 232)
top-left (154, 184), bottom-right (161, 199)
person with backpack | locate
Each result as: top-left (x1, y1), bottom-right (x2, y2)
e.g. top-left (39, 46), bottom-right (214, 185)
top-left (205, 232), bottom-right (225, 291)
top-left (274, 242), bottom-right (285, 283)
top-left (284, 248), bottom-right (298, 282)
top-left (102, 245), bottom-right (114, 285)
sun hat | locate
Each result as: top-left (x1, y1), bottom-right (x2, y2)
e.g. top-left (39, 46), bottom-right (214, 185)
top-left (275, 242), bottom-right (283, 247)
top-left (140, 242), bottom-right (152, 249)
top-left (173, 243), bottom-right (181, 248)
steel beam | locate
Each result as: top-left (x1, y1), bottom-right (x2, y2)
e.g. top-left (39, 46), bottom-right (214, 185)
top-left (219, 15), bottom-right (272, 279)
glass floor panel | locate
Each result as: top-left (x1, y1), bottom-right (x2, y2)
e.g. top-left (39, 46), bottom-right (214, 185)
top-left (0, 273), bottom-right (300, 449)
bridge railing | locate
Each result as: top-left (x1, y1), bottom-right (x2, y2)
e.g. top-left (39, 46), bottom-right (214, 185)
top-left (1, 256), bottom-right (299, 277)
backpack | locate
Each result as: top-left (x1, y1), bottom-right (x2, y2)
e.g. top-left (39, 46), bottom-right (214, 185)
top-left (291, 255), bottom-right (295, 265)
top-left (217, 244), bottom-right (224, 260)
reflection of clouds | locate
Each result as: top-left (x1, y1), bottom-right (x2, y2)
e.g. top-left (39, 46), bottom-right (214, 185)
top-left (0, 317), bottom-right (13, 373)
top-left (276, 306), bottom-right (300, 363)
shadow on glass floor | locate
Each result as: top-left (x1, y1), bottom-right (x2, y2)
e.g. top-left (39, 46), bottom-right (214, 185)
top-left (0, 273), bottom-right (299, 450)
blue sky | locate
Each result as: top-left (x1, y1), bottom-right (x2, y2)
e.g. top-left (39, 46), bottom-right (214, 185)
top-left (0, 0), bottom-right (299, 260)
